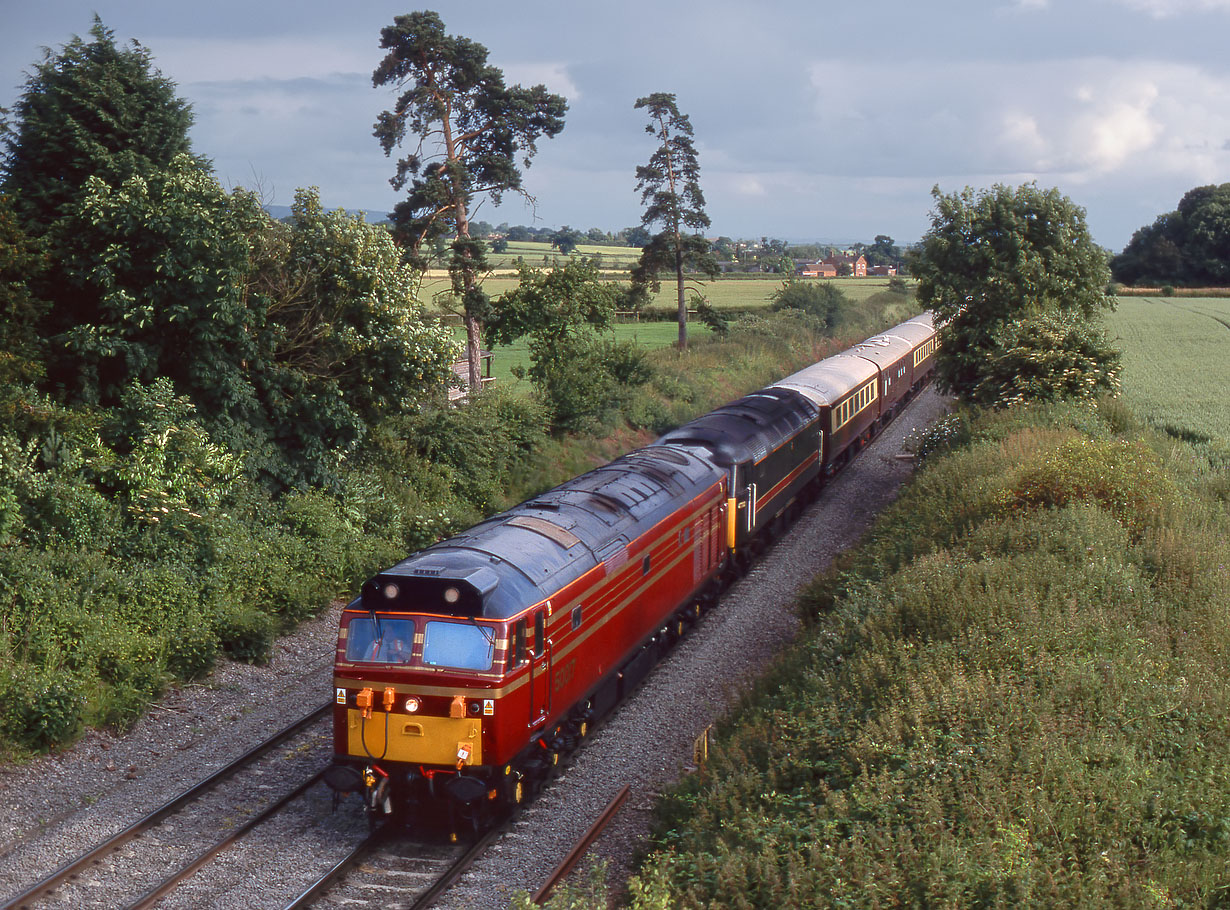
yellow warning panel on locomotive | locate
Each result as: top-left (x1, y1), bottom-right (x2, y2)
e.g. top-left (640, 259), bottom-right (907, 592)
top-left (346, 710), bottom-right (482, 765)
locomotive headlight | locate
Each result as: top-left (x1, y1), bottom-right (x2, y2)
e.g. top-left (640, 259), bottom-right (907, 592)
top-left (382, 583), bottom-right (399, 600)
top-left (443, 586), bottom-right (460, 604)
top-left (404, 696), bottom-right (420, 713)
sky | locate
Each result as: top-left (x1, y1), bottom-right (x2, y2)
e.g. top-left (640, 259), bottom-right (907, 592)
top-left (3, 0), bottom-right (1230, 252)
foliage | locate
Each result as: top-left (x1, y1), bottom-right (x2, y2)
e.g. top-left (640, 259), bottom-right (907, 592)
top-left (911, 183), bottom-right (1118, 407)
top-left (967, 311), bottom-right (1121, 408)
top-left (769, 280), bottom-right (848, 329)
top-left (0, 17), bottom-right (199, 233)
top-left (0, 664), bottom-right (84, 751)
top-left (550, 225), bottom-right (583, 256)
top-left (692, 295), bottom-right (729, 337)
top-left (487, 259), bottom-right (644, 433)
top-left (1111, 183), bottom-right (1230, 286)
top-left (632, 93), bottom-right (717, 349)
top-left (371, 10), bottom-right (566, 388)
top-left (631, 401), bottom-right (1230, 908)
top-left (248, 187), bottom-right (459, 484)
top-left (389, 388), bottom-right (549, 513)
top-left (42, 154), bottom-right (263, 415)
top-left (0, 195), bottom-right (49, 385)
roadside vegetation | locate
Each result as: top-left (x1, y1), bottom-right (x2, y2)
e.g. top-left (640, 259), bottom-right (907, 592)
top-left (619, 392), bottom-right (1229, 907)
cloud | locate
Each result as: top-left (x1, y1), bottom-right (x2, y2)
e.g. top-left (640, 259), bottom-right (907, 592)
top-left (503, 62), bottom-right (580, 101)
top-left (146, 37), bottom-right (372, 84)
top-left (802, 57), bottom-right (1230, 186)
top-left (1108, 0), bottom-right (1230, 16)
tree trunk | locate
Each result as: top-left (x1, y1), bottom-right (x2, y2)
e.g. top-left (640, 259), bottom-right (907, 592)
top-left (464, 311), bottom-right (482, 392)
top-left (675, 239), bottom-right (687, 351)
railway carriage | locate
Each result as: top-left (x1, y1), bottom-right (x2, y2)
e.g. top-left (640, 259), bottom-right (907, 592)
top-left (773, 352), bottom-right (883, 474)
top-left (654, 388), bottom-right (819, 570)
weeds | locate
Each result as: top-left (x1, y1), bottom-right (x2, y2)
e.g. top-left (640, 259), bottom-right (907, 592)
top-left (632, 400), bottom-right (1230, 908)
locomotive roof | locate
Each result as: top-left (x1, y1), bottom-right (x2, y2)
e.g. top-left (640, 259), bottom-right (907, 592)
top-left (361, 445), bottom-right (722, 620)
top-left (771, 353), bottom-right (878, 408)
top-left (652, 387), bottom-right (817, 467)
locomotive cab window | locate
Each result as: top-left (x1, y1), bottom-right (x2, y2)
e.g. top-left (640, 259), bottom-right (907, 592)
top-left (511, 619), bottom-right (527, 667)
top-left (571, 605), bottom-right (583, 630)
top-left (422, 620), bottom-right (494, 671)
top-left (533, 611), bottom-right (545, 658)
top-left (345, 616), bottom-right (415, 664)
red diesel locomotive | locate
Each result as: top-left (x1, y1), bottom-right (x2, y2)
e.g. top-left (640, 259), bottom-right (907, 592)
top-left (325, 312), bottom-right (938, 829)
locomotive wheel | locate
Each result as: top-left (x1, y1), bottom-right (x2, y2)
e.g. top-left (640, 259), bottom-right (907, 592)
top-left (675, 616), bottom-right (686, 638)
top-left (578, 719), bottom-right (589, 738)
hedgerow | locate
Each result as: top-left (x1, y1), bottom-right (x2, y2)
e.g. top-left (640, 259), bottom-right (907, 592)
top-left (630, 399), bottom-right (1230, 908)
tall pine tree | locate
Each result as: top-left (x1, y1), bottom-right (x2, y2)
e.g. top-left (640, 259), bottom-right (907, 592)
top-left (372, 11), bottom-right (566, 390)
top-left (631, 93), bottom-right (716, 350)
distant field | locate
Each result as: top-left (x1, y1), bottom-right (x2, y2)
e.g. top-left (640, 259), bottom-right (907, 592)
top-left (423, 272), bottom-right (906, 313)
top-left (1106, 296), bottom-right (1230, 442)
top-left (453, 321), bottom-right (712, 388)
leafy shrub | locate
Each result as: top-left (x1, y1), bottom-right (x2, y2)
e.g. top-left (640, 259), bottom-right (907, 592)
top-left (692, 296), bottom-right (729, 337)
top-left (906, 411), bottom-right (970, 463)
top-left (0, 664), bottom-right (84, 751)
top-left (216, 607), bottom-right (275, 665)
top-left (769, 281), bottom-right (847, 327)
top-left (1007, 436), bottom-right (1176, 534)
top-left (164, 617), bottom-right (219, 680)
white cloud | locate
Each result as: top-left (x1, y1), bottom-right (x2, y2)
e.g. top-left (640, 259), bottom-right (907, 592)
top-left (1110, 0), bottom-right (1230, 16)
top-left (728, 175), bottom-right (767, 197)
top-left (503, 63), bottom-right (580, 101)
top-left (146, 37), bottom-right (372, 84)
top-left (803, 57), bottom-right (1230, 185)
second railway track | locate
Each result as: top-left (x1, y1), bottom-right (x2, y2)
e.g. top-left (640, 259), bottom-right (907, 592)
top-left (1, 706), bottom-right (334, 910)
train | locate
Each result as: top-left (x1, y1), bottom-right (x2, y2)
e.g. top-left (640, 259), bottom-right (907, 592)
top-left (323, 311), bottom-right (938, 833)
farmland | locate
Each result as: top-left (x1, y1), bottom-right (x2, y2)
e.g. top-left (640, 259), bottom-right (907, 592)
top-left (1106, 296), bottom-right (1230, 442)
top-left (445, 274), bottom-right (913, 387)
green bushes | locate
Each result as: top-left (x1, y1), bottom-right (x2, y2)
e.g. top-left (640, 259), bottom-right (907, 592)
top-left (631, 400), bottom-right (1230, 908)
top-left (0, 665), bottom-right (84, 751)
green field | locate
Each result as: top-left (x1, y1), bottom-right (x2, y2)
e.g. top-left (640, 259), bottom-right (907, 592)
top-left (1106, 296), bottom-right (1230, 442)
top-left (425, 272), bottom-right (905, 312)
top-left (454, 320), bottom-right (713, 388)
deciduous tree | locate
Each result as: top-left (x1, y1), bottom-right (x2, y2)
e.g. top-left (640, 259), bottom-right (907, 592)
top-left (371, 11), bottom-right (567, 389)
top-left (1111, 183), bottom-right (1230, 286)
top-left (487, 258), bottom-right (646, 432)
top-left (631, 93), bottom-right (717, 350)
top-left (910, 183), bottom-right (1118, 407)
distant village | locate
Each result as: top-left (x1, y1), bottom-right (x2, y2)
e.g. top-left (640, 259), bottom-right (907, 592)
top-left (795, 253), bottom-right (897, 278)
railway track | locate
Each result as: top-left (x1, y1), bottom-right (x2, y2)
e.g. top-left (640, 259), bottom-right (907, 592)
top-left (287, 785), bottom-right (630, 909)
top-left (0, 704), bottom-right (332, 910)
